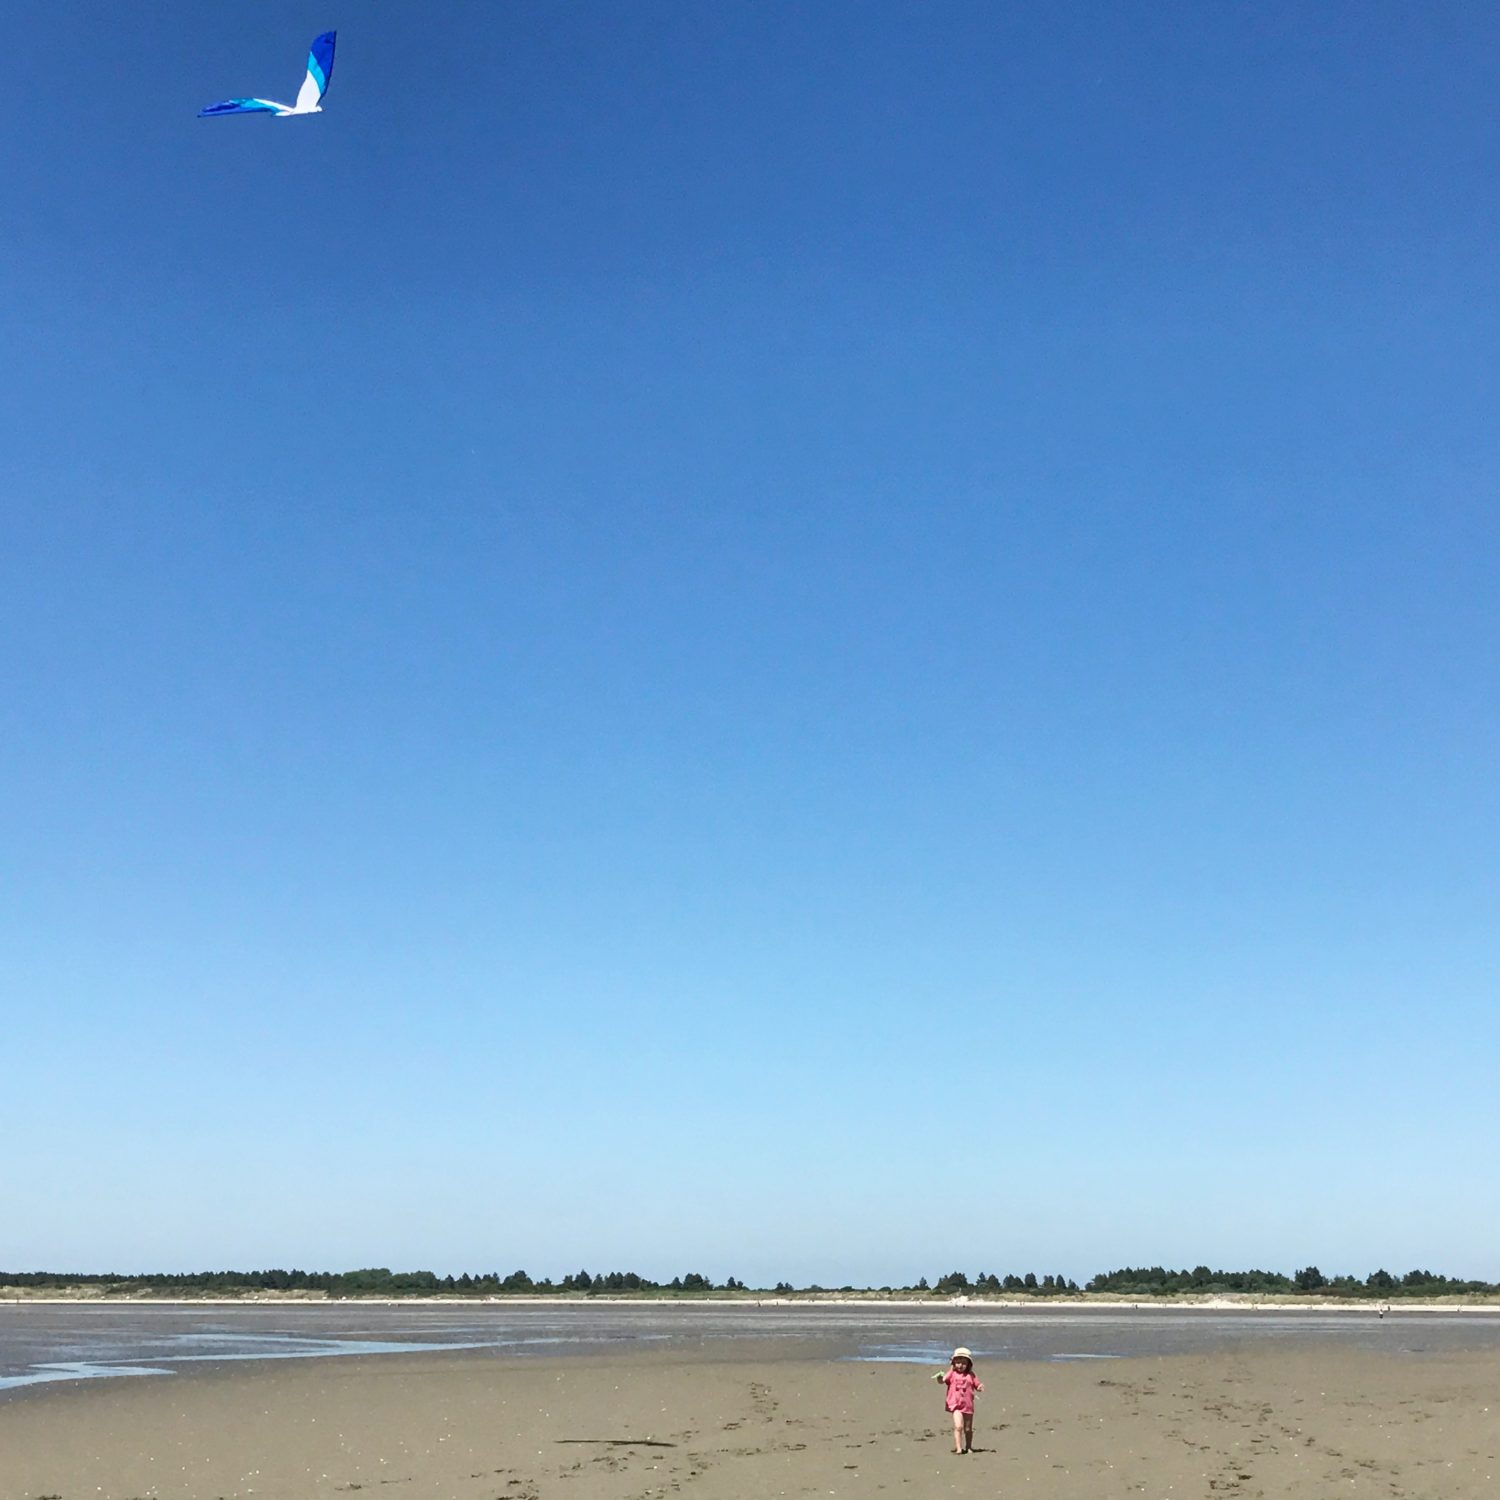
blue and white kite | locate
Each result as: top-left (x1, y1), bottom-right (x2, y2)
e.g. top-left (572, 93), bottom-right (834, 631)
top-left (199, 31), bottom-right (336, 118)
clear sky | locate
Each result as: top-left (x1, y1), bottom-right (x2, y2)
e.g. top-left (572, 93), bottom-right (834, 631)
top-left (2, 0), bottom-right (1497, 1286)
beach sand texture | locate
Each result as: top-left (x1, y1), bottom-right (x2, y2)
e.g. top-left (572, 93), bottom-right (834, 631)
top-left (2, 1344), bottom-right (1496, 1499)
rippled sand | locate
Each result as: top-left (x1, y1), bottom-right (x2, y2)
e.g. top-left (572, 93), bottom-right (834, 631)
top-left (2, 1342), bottom-right (1496, 1499)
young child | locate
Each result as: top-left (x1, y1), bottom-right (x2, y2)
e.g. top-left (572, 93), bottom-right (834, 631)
top-left (934, 1346), bottom-right (984, 1453)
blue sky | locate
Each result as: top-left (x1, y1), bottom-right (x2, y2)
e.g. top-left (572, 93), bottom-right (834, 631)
top-left (2, 0), bottom-right (1497, 1285)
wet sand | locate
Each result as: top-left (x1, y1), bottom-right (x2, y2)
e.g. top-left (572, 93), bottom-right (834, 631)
top-left (2, 1341), bottom-right (1496, 1499)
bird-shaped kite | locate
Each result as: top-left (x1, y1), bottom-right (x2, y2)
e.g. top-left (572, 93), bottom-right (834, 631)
top-left (199, 31), bottom-right (336, 117)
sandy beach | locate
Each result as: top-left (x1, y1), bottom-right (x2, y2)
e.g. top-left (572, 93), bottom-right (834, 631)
top-left (3, 1341), bottom-right (1496, 1500)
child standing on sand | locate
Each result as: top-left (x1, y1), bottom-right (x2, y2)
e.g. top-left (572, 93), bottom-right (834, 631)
top-left (934, 1346), bottom-right (984, 1453)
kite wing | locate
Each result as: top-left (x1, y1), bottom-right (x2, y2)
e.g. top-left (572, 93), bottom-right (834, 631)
top-left (293, 31), bottom-right (337, 112)
top-left (198, 31), bottom-right (334, 118)
top-left (198, 97), bottom-right (288, 117)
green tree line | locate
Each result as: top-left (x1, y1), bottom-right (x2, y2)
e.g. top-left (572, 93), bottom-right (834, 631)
top-left (0, 1267), bottom-right (731, 1297)
top-left (2, 1265), bottom-right (1495, 1297)
top-left (1084, 1265), bottom-right (1500, 1297)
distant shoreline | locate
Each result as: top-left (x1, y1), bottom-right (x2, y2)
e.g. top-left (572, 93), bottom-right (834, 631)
top-left (6, 1291), bottom-right (1500, 1312)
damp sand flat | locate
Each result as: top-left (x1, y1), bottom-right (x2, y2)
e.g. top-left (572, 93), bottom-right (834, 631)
top-left (7, 1300), bottom-right (1500, 1391)
top-left (2, 1342), bottom-right (1497, 1500)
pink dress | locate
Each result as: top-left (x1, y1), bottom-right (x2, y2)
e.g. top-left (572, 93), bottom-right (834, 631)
top-left (942, 1370), bottom-right (983, 1414)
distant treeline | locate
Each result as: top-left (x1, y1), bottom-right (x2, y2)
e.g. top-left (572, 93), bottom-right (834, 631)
top-left (2, 1265), bottom-right (1496, 1298)
top-left (0, 1268), bottom-right (736, 1296)
top-left (1085, 1265), bottom-right (1500, 1296)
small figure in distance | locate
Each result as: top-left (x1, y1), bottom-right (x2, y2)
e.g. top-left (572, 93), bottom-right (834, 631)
top-left (933, 1346), bottom-right (984, 1454)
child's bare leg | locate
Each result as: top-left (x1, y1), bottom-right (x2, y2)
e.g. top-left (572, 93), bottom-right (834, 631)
top-left (963, 1414), bottom-right (974, 1452)
top-left (951, 1411), bottom-right (964, 1453)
